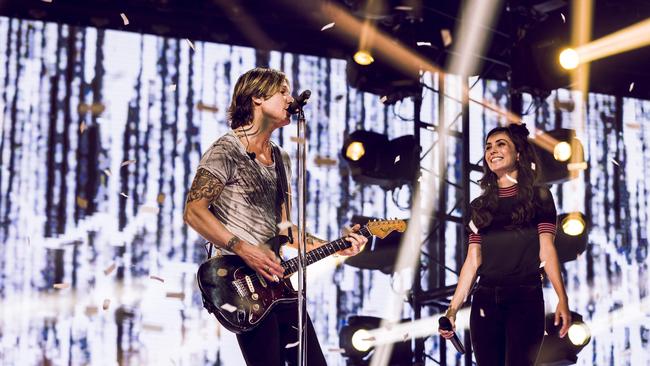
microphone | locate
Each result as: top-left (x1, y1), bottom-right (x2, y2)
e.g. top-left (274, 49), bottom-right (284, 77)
top-left (439, 316), bottom-right (465, 354)
top-left (246, 151), bottom-right (256, 160)
top-left (286, 90), bottom-right (311, 114)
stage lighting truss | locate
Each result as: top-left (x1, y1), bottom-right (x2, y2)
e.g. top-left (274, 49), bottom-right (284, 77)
top-left (532, 128), bottom-right (586, 185)
top-left (341, 130), bottom-right (420, 190)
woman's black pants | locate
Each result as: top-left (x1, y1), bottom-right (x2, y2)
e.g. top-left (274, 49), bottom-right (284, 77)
top-left (470, 279), bottom-right (545, 366)
top-left (236, 302), bottom-right (327, 366)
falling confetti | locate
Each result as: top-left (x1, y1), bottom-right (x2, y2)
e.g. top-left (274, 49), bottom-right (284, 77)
top-left (140, 205), bottom-right (160, 214)
top-left (185, 39), bottom-right (196, 51)
top-left (79, 120), bottom-right (87, 134)
top-left (120, 192), bottom-right (129, 198)
top-left (394, 155), bottom-right (401, 164)
top-left (320, 22), bottom-right (335, 31)
top-left (327, 348), bottom-right (345, 353)
top-left (531, 162), bottom-right (536, 170)
top-left (53, 283), bottom-right (70, 289)
top-left (567, 162), bottom-right (588, 171)
top-left (402, 333), bottom-right (410, 341)
top-left (468, 220), bottom-right (478, 234)
top-left (334, 94), bottom-right (344, 101)
top-left (103, 168), bottom-right (112, 177)
top-left (290, 136), bottom-right (306, 144)
top-left (416, 41), bottom-right (432, 47)
top-left (394, 5), bottom-right (413, 11)
top-left (166, 292), bottom-right (185, 300)
top-left (149, 275), bottom-right (165, 283)
top-left (314, 156), bottom-right (337, 167)
top-left (285, 340), bottom-right (300, 349)
top-left (157, 193), bottom-right (166, 204)
top-left (441, 29), bottom-right (452, 47)
top-left (505, 173), bottom-right (518, 184)
top-left (539, 261), bottom-right (546, 268)
top-left (102, 299), bottom-right (111, 310)
top-left (380, 95), bottom-right (388, 103)
top-left (142, 324), bottom-right (164, 332)
top-left (120, 13), bottom-right (129, 26)
top-left (167, 84), bottom-right (177, 92)
top-left (629, 82), bottom-right (635, 92)
top-left (90, 103), bottom-right (105, 116)
top-left (120, 159), bottom-right (137, 168)
top-left (41, 0), bottom-right (53, 3)
top-left (611, 158), bottom-right (620, 166)
top-left (560, 13), bottom-right (566, 23)
top-left (480, 308), bottom-right (486, 317)
top-left (196, 102), bottom-right (219, 113)
top-left (76, 196), bottom-right (88, 209)
top-left (104, 262), bottom-right (116, 275)
top-left (220, 303), bottom-right (237, 313)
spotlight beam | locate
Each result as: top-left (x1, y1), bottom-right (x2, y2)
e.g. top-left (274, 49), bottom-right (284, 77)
top-left (573, 17), bottom-right (650, 66)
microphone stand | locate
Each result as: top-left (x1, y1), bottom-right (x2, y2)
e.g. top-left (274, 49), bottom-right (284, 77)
top-left (296, 105), bottom-right (308, 366)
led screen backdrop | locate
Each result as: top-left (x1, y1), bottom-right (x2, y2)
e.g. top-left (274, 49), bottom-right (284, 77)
top-left (0, 15), bottom-right (648, 365)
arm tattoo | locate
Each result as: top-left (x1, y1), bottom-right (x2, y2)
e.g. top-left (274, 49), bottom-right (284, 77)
top-left (186, 168), bottom-right (225, 204)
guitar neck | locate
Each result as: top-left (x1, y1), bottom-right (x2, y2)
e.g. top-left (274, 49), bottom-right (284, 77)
top-left (282, 226), bottom-right (372, 276)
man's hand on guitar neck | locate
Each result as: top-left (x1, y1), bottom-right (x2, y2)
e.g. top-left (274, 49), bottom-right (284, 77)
top-left (338, 224), bottom-right (367, 257)
top-left (233, 240), bottom-right (285, 282)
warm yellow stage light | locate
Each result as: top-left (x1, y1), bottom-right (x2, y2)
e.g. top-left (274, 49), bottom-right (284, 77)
top-left (562, 213), bottom-right (585, 236)
top-left (559, 48), bottom-right (580, 70)
top-left (553, 141), bottom-right (572, 161)
top-left (568, 322), bottom-right (591, 346)
top-left (353, 50), bottom-right (374, 65)
top-left (346, 141), bottom-right (366, 161)
top-left (351, 329), bottom-right (373, 352)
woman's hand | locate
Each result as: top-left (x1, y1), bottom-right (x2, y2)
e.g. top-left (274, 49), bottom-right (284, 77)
top-left (338, 224), bottom-right (367, 256)
top-left (235, 241), bottom-right (284, 282)
top-left (438, 311), bottom-right (457, 340)
top-left (555, 300), bottom-right (572, 338)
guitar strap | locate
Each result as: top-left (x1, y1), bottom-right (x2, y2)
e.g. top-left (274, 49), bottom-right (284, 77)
top-left (271, 143), bottom-right (293, 244)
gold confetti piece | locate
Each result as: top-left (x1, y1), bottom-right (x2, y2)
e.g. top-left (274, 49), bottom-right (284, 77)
top-left (196, 102), bottom-right (219, 113)
top-left (76, 196), bottom-right (88, 209)
top-left (103, 169), bottom-right (112, 177)
top-left (90, 103), bottom-right (105, 116)
top-left (468, 220), bottom-right (478, 234)
top-left (560, 13), bottom-right (566, 23)
top-left (104, 263), bottom-right (116, 275)
top-left (567, 162), bottom-right (588, 171)
top-left (85, 305), bottom-right (98, 316)
top-left (320, 22), bottom-right (335, 31)
top-left (402, 333), bottom-right (410, 341)
top-left (531, 162), bottom-right (536, 170)
top-left (220, 303), bottom-right (237, 312)
top-left (142, 324), bottom-right (164, 332)
top-left (394, 155), bottom-right (401, 164)
top-left (157, 193), bottom-right (166, 204)
top-left (285, 340), bottom-right (300, 349)
top-left (480, 308), bottom-right (486, 317)
top-left (290, 136), bottom-right (306, 144)
top-left (120, 192), bottom-right (129, 198)
top-left (314, 156), bottom-right (337, 167)
top-left (149, 275), bottom-right (165, 283)
top-left (505, 173), bottom-right (518, 184)
top-left (277, 221), bottom-right (292, 231)
top-left (78, 103), bottom-right (89, 114)
top-left (167, 84), bottom-right (177, 92)
top-left (120, 159), bottom-right (137, 167)
top-left (327, 348), bottom-right (345, 353)
top-left (102, 299), bottom-right (111, 310)
top-left (41, 0), bottom-right (53, 3)
top-left (611, 158), bottom-right (620, 166)
top-left (416, 41), bottom-right (432, 47)
top-left (140, 205), bottom-right (160, 214)
top-left (120, 13), bottom-right (129, 26)
top-left (441, 29), bottom-right (452, 47)
top-left (185, 39), bottom-right (196, 51)
top-left (380, 95), bottom-right (388, 103)
top-left (166, 292), bottom-right (185, 300)
top-left (394, 5), bottom-right (413, 11)
top-left (53, 283), bottom-right (70, 289)
top-left (79, 120), bottom-right (87, 134)
top-left (629, 82), bottom-right (635, 92)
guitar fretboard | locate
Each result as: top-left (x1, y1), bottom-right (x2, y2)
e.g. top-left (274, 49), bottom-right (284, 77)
top-left (281, 227), bottom-right (372, 276)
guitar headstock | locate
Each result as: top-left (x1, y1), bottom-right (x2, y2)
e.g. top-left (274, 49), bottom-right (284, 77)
top-left (366, 219), bottom-right (407, 239)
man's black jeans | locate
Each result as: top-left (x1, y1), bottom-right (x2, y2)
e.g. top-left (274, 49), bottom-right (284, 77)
top-left (469, 277), bottom-right (545, 366)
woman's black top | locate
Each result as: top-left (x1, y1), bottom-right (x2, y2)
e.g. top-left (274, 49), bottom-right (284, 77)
top-left (468, 184), bottom-right (557, 281)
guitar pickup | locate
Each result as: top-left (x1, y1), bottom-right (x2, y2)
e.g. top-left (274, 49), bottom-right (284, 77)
top-left (258, 276), bottom-right (267, 288)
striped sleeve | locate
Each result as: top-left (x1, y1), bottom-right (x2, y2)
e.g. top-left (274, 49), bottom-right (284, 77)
top-left (537, 222), bottom-right (557, 235)
top-left (468, 233), bottom-right (482, 245)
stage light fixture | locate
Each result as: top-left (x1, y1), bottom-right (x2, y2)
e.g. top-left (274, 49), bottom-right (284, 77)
top-left (555, 212), bottom-right (588, 263)
top-left (354, 50), bottom-right (375, 65)
top-left (341, 130), bottom-right (419, 190)
top-left (559, 48), bottom-right (579, 70)
top-left (553, 141), bottom-right (572, 162)
top-left (561, 212), bottom-right (586, 236)
top-left (532, 128), bottom-right (585, 184)
top-left (537, 311), bottom-right (591, 365)
top-left (339, 316), bottom-right (413, 366)
top-left (351, 329), bottom-right (373, 352)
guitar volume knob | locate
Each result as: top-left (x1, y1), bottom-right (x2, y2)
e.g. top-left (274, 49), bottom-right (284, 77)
top-left (251, 293), bottom-right (259, 300)
top-left (253, 304), bottom-right (260, 311)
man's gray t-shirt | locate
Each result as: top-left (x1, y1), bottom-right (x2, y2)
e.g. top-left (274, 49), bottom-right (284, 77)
top-left (197, 131), bottom-right (291, 252)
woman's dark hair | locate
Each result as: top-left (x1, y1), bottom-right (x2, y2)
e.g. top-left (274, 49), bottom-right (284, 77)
top-left (470, 123), bottom-right (541, 229)
top-left (227, 67), bottom-right (288, 129)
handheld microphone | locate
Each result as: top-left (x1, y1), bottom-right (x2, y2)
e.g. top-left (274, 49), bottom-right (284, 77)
top-left (439, 316), bottom-right (465, 354)
top-left (286, 90), bottom-right (311, 114)
top-left (246, 151), bottom-right (256, 160)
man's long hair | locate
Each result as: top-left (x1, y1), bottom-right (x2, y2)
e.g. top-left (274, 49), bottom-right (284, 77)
top-left (227, 67), bottom-right (287, 129)
top-left (470, 124), bottom-right (542, 230)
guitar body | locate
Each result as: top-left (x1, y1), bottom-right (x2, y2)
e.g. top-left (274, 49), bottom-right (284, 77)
top-left (197, 237), bottom-right (297, 334)
top-left (196, 220), bottom-right (406, 333)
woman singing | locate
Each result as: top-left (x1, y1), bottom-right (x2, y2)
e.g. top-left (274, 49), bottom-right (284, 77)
top-left (438, 123), bottom-right (571, 365)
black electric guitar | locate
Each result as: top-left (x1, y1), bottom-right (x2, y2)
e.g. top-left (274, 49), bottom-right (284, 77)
top-left (197, 219), bottom-right (406, 333)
